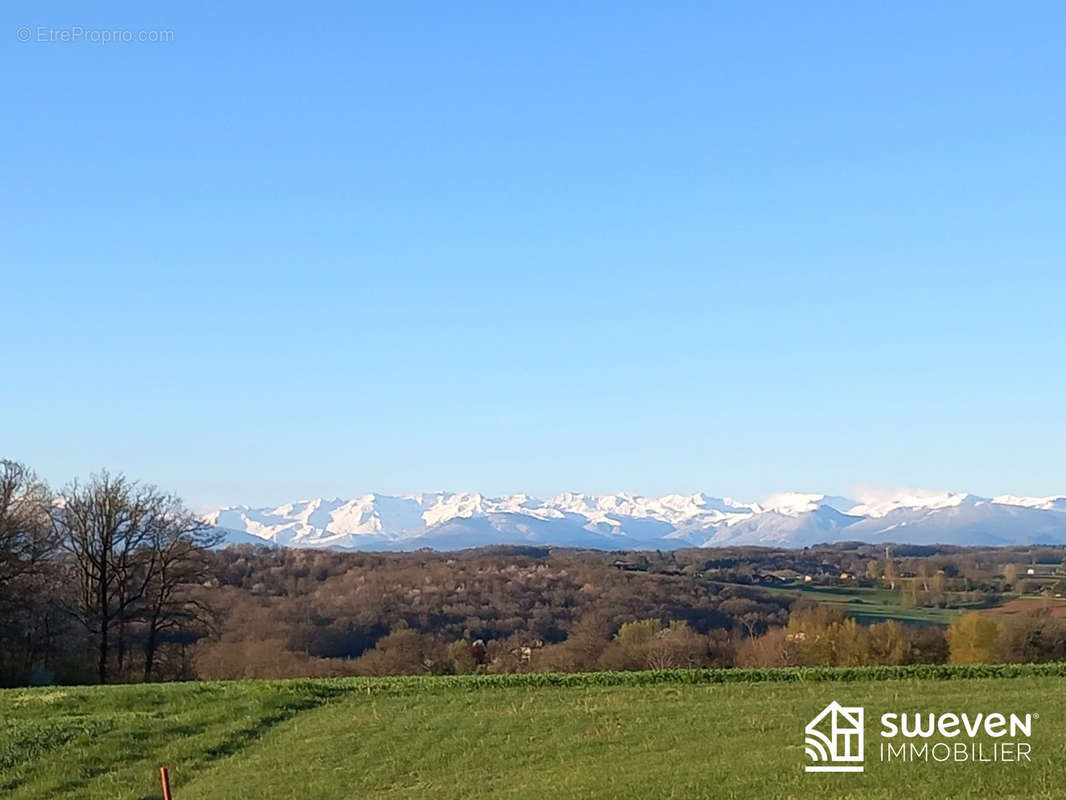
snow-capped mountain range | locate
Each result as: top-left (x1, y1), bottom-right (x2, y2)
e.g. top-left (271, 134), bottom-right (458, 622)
top-left (205, 490), bottom-right (1066, 551)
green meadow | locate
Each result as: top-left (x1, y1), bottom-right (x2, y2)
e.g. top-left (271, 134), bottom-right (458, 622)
top-left (2, 667), bottom-right (1063, 800)
top-left (742, 582), bottom-right (985, 624)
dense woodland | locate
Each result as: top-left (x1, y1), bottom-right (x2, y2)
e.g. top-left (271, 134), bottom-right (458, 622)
top-left (3, 459), bottom-right (1066, 687)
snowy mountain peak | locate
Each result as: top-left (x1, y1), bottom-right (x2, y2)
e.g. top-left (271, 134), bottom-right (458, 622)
top-left (993, 495), bottom-right (1066, 512)
top-left (848, 490), bottom-right (987, 518)
top-left (756, 492), bottom-right (857, 516)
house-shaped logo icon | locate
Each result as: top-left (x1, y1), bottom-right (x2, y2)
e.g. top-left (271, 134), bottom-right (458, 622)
top-left (805, 701), bottom-right (864, 773)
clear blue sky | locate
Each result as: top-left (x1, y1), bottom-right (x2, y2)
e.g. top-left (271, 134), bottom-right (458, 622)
top-left (3, 1), bottom-right (1064, 508)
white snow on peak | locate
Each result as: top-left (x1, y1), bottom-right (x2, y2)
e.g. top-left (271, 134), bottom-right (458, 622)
top-left (757, 493), bottom-right (829, 516)
top-left (993, 495), bottom-right (1066, 512)
top-left (847, 490), bottom-right (987, 518)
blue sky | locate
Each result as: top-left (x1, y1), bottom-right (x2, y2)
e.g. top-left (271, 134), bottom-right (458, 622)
top-left (3, 1), bottom-right (1064, 508)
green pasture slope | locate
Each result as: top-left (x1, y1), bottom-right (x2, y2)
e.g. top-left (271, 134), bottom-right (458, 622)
top-left (3, 666), bottom-right (1065, 800)
top-left (742, 582), bottom-right (982, 624)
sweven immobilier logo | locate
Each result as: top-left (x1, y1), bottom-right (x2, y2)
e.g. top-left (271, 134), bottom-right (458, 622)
top-left (805, 701), bottom-right (864, 772)
top-left (804, 701), bottom-right (1035, 773)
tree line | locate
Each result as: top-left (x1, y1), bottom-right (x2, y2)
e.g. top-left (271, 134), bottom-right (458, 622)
top-left (0, 460), bottom-right (218, 685)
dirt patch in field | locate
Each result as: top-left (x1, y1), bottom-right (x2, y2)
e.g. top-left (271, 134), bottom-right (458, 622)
top-left (985, 598), bottom-right (1066, 617)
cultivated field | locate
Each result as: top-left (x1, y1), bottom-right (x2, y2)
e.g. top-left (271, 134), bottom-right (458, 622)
top-left (2, 666), bottom-right (1064, 800)
top-left (985, 596), bottom-right (1066, 618)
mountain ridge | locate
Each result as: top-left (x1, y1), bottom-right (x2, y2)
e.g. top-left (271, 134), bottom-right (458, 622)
top-left (205, 490), bottom-right (1066, 551)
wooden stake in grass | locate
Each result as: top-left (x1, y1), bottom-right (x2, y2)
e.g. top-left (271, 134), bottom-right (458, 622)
top-left (160, 766), bottom-right (173, 800)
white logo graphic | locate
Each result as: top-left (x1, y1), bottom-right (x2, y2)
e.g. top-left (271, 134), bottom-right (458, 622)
top-left (805, 701), bottom-right (865, 772)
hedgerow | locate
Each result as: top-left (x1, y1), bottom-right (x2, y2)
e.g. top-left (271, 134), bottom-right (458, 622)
top-left (8, 662), bottom-right (1063, 699)
top-left (307, 661), bottom-right (1066, 695)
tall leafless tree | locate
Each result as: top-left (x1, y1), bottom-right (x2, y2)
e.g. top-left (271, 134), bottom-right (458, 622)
top-left (0, 460), bottom-right (59, 683)
top-left (142, 514), bottom-right (220, 680)
top-left (0, 460), bottom-right (55, 587)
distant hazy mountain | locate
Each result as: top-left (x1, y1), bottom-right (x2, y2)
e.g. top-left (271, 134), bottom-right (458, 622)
top-left (204, 489), bottom-right (1066, 551)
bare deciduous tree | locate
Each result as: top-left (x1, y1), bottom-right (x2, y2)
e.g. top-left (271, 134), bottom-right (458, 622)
top-left (0, 460), bottom-right (55, 586)
top-left (142, 517), bottom-right (220, 680)
top-left (0, 460), bottom-right (60, 684)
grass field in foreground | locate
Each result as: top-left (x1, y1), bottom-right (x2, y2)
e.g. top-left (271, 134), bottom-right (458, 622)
top-left (2, 667), bottom-right (1065, 800)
